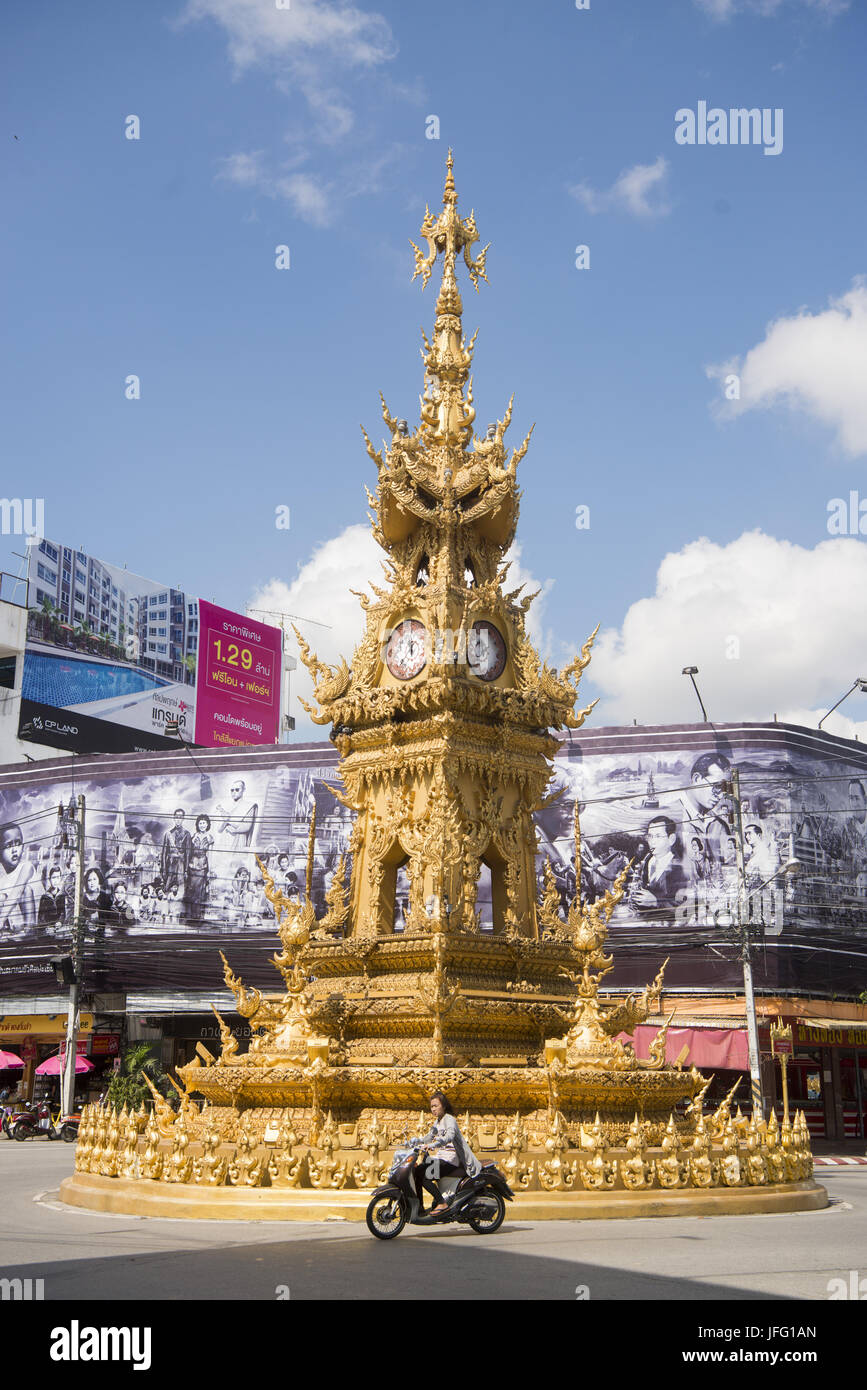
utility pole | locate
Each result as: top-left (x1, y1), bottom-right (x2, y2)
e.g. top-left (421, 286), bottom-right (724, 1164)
top-left (60, 795), bottom-right (85, 1116)
top-left (730, 769), bottom-right (764, 1119)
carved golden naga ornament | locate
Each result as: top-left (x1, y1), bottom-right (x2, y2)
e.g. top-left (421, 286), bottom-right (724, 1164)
top-left (69, 155), bottom-right (815, 1205)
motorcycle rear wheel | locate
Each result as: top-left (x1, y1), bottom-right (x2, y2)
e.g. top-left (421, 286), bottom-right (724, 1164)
top-left (60, 1124), bottom-right (78, 1143)
top-left (366, 1194), bottom-right (406, 1240)
top-left (12, 1123), bottom-right (31, 1142)
top-left (468, 1191), bottom-right (505, 1234)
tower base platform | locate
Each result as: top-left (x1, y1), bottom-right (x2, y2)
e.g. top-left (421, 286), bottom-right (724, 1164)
top-left (58, 1172), bottom-right (828, 1222)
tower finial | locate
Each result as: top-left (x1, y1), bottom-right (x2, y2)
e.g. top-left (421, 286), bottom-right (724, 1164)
top-left (406, 152), bottom-right (490, 448)
top-left (409, 151), bottom-right (489, 293)
top-left (444, 148), bottom-right (456, 205)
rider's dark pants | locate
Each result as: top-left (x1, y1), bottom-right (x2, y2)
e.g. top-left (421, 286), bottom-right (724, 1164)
top-left (416, 1154), bottom-right (464, 1208)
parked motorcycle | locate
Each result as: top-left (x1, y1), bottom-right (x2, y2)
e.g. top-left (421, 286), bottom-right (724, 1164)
top-left (58, 1112), bottom-right (81, 1143)
top-left (11, 1102), bottom-right (79, 1141)
top-left (1, 1103), bottom-right (23, 1139)
top-left (366, 1141), bottom-right (514, 1240)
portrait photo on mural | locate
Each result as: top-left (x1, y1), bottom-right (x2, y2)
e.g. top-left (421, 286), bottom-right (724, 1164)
top-left (0, 758), bottom-right (353, 995)
top-left (533, 734), bottom-right (867, 994)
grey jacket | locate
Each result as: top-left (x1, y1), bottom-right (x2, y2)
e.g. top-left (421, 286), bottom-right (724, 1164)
top-left (418, 1113), bottom-right (481, 1177)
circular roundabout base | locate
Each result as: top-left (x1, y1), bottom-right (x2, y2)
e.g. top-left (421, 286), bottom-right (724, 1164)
top-left (58, 1173), bottom-right (829, 1222)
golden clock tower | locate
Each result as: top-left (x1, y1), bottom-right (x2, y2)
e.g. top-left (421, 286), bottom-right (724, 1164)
top-left (296, 151), bottom-right (598, 951)
top-left (65, 155), bottom-right (821, 1222)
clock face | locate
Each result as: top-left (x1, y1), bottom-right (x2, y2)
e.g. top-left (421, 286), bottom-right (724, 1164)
top-left (385, 619), bottom-right (427, 680)
top-left (467, 621), bottom-right (507, 682)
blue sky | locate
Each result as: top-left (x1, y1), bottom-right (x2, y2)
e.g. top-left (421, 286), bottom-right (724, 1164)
top-left (3, 0), bottom-right (867, 736)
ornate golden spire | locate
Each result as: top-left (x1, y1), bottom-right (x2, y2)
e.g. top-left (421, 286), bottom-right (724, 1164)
top-left (443, 147), bottom-right (457, 205)
top-left (409, 148), bottom-right (489, 295)
top-left (409, 151), bottom-right (490, 448)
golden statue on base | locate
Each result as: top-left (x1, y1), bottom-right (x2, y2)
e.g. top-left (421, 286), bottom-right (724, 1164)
top-left (63, 155), bottom-right (822, 1222)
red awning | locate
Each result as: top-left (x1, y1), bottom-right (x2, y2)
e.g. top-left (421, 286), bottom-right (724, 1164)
top-left (615, 1025), bottom-right (749, 1070)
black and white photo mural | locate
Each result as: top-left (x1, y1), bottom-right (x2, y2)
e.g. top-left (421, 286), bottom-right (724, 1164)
top-left (1, 723), bottom-right (865, 998)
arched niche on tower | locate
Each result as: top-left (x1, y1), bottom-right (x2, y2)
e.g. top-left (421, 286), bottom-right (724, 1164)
top-left (373, 838), bottom-right (414, 936)
top-left (479, 841), bottom-right (509, 935)
top-left (393, 861), bottom-right (411, 933)
top-left (476, 862), bottom-right (493, 932)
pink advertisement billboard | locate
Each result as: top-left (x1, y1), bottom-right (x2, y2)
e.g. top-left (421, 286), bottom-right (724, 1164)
top-left (194, 601), bottom-right (282, 748)
top-left (22, 538), bottom-right (283, 755)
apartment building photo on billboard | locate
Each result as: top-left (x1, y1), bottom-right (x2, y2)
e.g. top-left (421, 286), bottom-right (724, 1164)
top-left (20, 539), bottom-right (282, 755)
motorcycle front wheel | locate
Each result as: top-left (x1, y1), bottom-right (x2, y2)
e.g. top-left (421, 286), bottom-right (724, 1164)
top-left (365, 1193), bottom-right (407, 1240)
top-left (60, 1124), bottom-right (78, 1143)
top-left (468, 1191), bottom-right (505, 1234)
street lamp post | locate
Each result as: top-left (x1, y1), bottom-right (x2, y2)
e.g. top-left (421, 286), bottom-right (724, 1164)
top-left (681, 666), bottom-right (709, 722)
top-left (818, 677), bottom-right (867, 730)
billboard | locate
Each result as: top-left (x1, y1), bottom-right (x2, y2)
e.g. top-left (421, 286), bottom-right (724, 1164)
top-left (194, 601), bottom-right (282, 749)
top-left (20, 540), bottom-right (281, 755)
top-left (0, 746), bottom-right (348, 996)
top-left (537, 723), bottom-right (867, 993)
top-left (0, 725), bottom-right (865, 1001)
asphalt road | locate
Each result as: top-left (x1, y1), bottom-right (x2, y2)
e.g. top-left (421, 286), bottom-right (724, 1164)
top-left (0, 1143), bottom-right (864, 1301)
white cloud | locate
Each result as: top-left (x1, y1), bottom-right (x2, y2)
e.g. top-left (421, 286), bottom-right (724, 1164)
top-left (296, 80), bottom-right (355, 143)
top-left (177, 0), bottom-right (396, 71)
top-left (707, 281), bottom-right (867, 457)
top-left (274, 171), bottom-right (334, 226)
top-left (589, 531), bottom-right (867, 738)
top-left (180, 0), bottom-right (402, 172)
top-left (216, 141), bottom-right (407, 225)
top-left (216, 151), bottom-right (266, 187)
top-left (217, 152), bottom-right (335, 225)
top-left (695, 0), bottom-right (849, 17)
top-left (249, 527), bottom-right (552, 735)
top-left (569, 157), bottom-right (670, 219)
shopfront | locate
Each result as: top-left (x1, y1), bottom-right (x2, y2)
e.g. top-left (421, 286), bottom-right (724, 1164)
top-left (794, 1021), bottom-right (867, 1142)
top-left (761, 1020), bottom-right (867, 1141)
top-left (0, 1013), bottom-right (120, 1104)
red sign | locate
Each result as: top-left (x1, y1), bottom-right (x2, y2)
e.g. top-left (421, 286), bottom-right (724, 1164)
top-left (772, 1038), bottom-right (793, 1056)
top-left (90, 1034), bottom-right (120, 1056)
top-left (58, 1039), bottom-right (88, 1058)
top-left (194, 601), bottom-right (282, 748)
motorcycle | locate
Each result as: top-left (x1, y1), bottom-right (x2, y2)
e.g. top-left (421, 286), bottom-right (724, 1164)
top-left (4, 1101), bottom-right (37, 1139)
top-left (366, 1141), bottom-right (514, 1240)
top-left (11, 1102), bottom-right (78, 1141)
top-left (1, 1103), bottom-right (24, 1139)
top-left (57, 1112), bottom-right (81, 1143)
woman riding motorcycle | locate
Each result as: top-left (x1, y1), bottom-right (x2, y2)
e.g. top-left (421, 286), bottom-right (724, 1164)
top-left (413, 1091), bottom-right (481, 1216)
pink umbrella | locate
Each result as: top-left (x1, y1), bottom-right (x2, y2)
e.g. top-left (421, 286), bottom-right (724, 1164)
top-left (35, 1052), bottom-right (94, 1075)
top-left (0, 1050), bottom-right (23, 1069)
